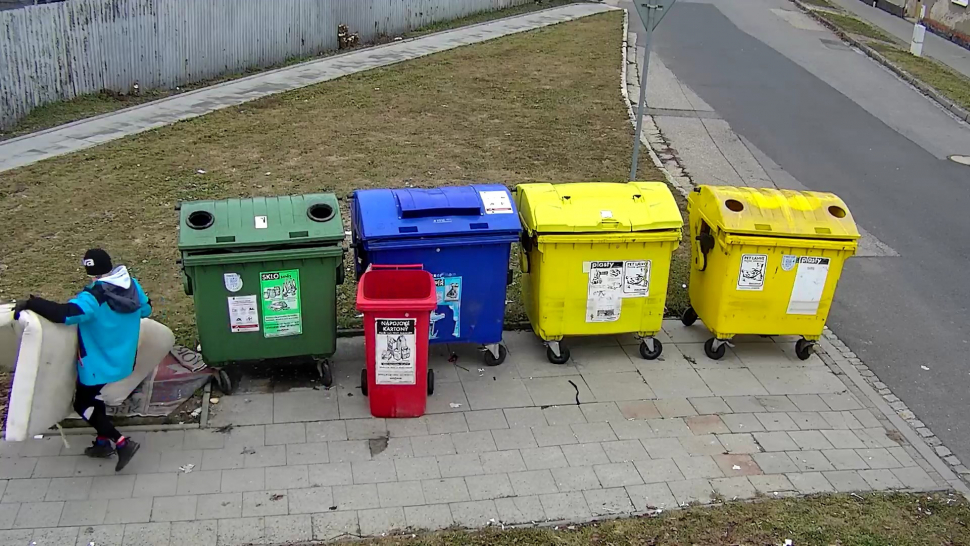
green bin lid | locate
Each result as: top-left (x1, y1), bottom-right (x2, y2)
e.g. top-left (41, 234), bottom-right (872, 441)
top-left (178, 194), bottom-right (344, 251)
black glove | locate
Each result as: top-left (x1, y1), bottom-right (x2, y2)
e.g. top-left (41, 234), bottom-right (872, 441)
top-left (13, 298), bottom-right (31, 320)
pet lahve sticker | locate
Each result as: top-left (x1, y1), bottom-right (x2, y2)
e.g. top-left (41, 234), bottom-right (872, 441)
top-left (787, 256), bottom-right (830, 315)
top-left (375, 319), bottom-right (416, 385)
top-left (259, 269), bottom-right (302, 338)
top-left (737, 254), bottom-right (767, 291)
top-left (622, 260), bottom-right (650, 298)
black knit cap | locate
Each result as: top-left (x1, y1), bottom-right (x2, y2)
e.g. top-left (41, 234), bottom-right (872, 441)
top-left (82, 249), bottom-right (112, 277)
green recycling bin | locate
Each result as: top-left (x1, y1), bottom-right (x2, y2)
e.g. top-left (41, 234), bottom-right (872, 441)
top-left (178, 194), bottom-right (345, 394)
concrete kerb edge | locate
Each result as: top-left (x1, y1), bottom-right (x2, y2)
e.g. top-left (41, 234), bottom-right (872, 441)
top-left (620, 10), bottom-right (681, 196)
top-left (789, 0), bottom-right (970, 123)
top-left (620, 5), bottom-right (969, 497)
top-left (816, 333), bottom-right (970, 497)
top-left (1, 2), bottom-right (614, 150)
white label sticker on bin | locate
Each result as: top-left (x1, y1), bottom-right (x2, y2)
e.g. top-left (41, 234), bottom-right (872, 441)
top-left (255, 216), bottom-right (268, 229)
top-left (480, 191), bottom-right (513, 215)
top-left (781, 255), bottom-right (797, 272)
top-left (737, 254), bottom-right (768, 291)
top-left (223, 273), bottom-right (243, 293)
top-left (601, 210), bottom-right (613, 219)
top-left (787, 257), bottom-right (830, 315)
top-left (375, 319), bottom-right (417, 385)
top-left (228, 295), bottom-right (259, 333)
top-left (586, 261), bottom-right (623, 322)
top-left (622, 260), bottom-right (650, 298)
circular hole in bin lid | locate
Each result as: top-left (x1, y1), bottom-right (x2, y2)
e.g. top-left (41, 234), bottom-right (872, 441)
top-left (828, 205), bottom-right (847, 219)
top-left (725, 199), bottom-right (744, 212)
top-left (186, 210), bottom-right (214, 230)
top-left (307, 203), bottom-right (335, 223)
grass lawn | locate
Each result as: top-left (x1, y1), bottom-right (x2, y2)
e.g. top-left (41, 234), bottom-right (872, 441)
top-left (870, 42), bottom-right (970, 112)
top-left (0, 10), bottom-right (675, 347)
top-left (799, 0), bottom-right (836, 8)
top-left (359, 493), bottom-right (969, 546)
top-left (815, 12), bottom-right (896, 43)
top-left (0, 0), bottom-right (584, 142)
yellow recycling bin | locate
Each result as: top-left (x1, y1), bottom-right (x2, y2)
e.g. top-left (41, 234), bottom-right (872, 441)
top-left (516, 182), bottom-right (683, 364)
top-left (682, 185), bottom-right (859, 361)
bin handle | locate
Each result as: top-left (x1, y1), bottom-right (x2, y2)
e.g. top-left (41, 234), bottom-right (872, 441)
top-left (696, 232), bottom-right (715, 272)
top-left (367, 264), bottom-right (425, 271)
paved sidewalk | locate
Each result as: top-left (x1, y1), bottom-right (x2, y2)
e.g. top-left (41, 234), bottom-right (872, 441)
top-left (0, 2), bottom-right (612, 174)
top-left (827, 0), bottom-right (970, 78)
top-left (0, 322), bottom-right (950, 545)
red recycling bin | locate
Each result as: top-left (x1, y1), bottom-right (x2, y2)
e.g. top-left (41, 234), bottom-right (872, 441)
top-left (357, 265), bottom-right (438, 418)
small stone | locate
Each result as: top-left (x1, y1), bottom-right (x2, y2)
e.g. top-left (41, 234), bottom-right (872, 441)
top-left (934, 446), bottom-right (952, 458)
top-left (916, 428), bottom-right (934, 438)
top-left (883, 394), bottom-right (899, 403)
top-left (877, 389), bottom-right (892, 396)
top-left (889, 401), bottom-right (907, 411)
top-left (897, 410), bottom-right (916, 421)
top-left (944, 455), bottom-right (961, 466)
top-left (905, 419), bottom-right (924, 429)
top-left (926, 437), bottom-right (942, 447)
top-left (873, 382), bottom-right (887, 390)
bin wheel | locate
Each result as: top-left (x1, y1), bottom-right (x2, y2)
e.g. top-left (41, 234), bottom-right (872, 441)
top-left (316, 359), bottom-right (333, 388)
top-left (704, 338), bottom-right (727, 361)
top-left (360, 369), bottom-right (368, 397)
top-left (681, 306), bottom-right (698, 327)
top-left (484, 345), bottom-right (507, 367)
top-left (795, 339), bottom-right (815, 361)
top-left (639, 339), bottom-right (663, 360)
top-left (546, 345), bottom-right (571, 365)
top-left (216, 368), bottom-right (235, 396)
top-left (428, 369), bottom-right (435, 396)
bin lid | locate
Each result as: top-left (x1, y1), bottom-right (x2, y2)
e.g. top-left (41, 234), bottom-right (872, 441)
top-left (352, 185), bottom-right (521, 241)
top-left (516, 182), bottom-right (682, 234)
top-left (691, 186), bottom-right (860, 240)
top-left (178, 194), bottom-right (344, 251)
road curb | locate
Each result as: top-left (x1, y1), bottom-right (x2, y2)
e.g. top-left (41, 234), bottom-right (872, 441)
top-left (789, 0), bottom-right (970, 123)
top-left (816, 331), bottom-right (970, 496)
top-left (621, 5), bottom-right (969, 495)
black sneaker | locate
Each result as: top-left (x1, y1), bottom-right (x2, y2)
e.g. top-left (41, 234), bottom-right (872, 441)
top-left (115, 439), bottom-right (141, 472)
top-left (84, 439), bottom-right (115, 459)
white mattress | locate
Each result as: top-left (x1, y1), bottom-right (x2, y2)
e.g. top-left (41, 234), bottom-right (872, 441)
top-left (2, 306), bottom-right (174, 441)
top-left (4, 309), bottom-right (77, 441)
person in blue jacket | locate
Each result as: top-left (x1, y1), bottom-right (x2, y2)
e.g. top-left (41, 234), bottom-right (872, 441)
top-left (14, 249), bottom-right (150, 471)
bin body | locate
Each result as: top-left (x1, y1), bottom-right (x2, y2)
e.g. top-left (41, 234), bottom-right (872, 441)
top-left (178, 195), bottom-right (344, 365)
top-left (352, 185), bottom-right (520, 346)
top-left (516, 182), bottom-right (683, 341)
top-left (358, 266), bottom-right (437, 418)
top-left (686, 186), bottom-right (859, 340)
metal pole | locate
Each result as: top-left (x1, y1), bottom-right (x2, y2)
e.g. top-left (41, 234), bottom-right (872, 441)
top-left (629, 6), bottom-right (656, 181)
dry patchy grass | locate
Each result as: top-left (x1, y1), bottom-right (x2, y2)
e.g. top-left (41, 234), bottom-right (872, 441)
top-left (0, 11), bottom-right (671, 345)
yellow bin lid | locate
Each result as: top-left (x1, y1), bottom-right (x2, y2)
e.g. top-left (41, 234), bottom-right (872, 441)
top-left (691, 186), bottom-right (860, 240)
top-left (516, 182), bottom-right (682, 234)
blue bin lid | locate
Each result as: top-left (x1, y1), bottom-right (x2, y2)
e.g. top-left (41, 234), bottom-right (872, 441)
top-left (353, 185), bottom-right (521, 241)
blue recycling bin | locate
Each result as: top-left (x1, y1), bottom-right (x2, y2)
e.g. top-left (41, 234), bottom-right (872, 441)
top-left (351, 185), bottom-right (521, 365)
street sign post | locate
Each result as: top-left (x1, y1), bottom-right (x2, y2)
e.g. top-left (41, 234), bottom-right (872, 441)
top-left (630, 0), bottom-right (676, 181)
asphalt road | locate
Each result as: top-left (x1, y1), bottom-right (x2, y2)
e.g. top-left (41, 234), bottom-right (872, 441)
top-left (623, 0), bottom-right (970, 466)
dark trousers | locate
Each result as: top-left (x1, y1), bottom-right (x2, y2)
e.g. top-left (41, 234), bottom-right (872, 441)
top-left (73, 381), bottom-right (122, 442)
